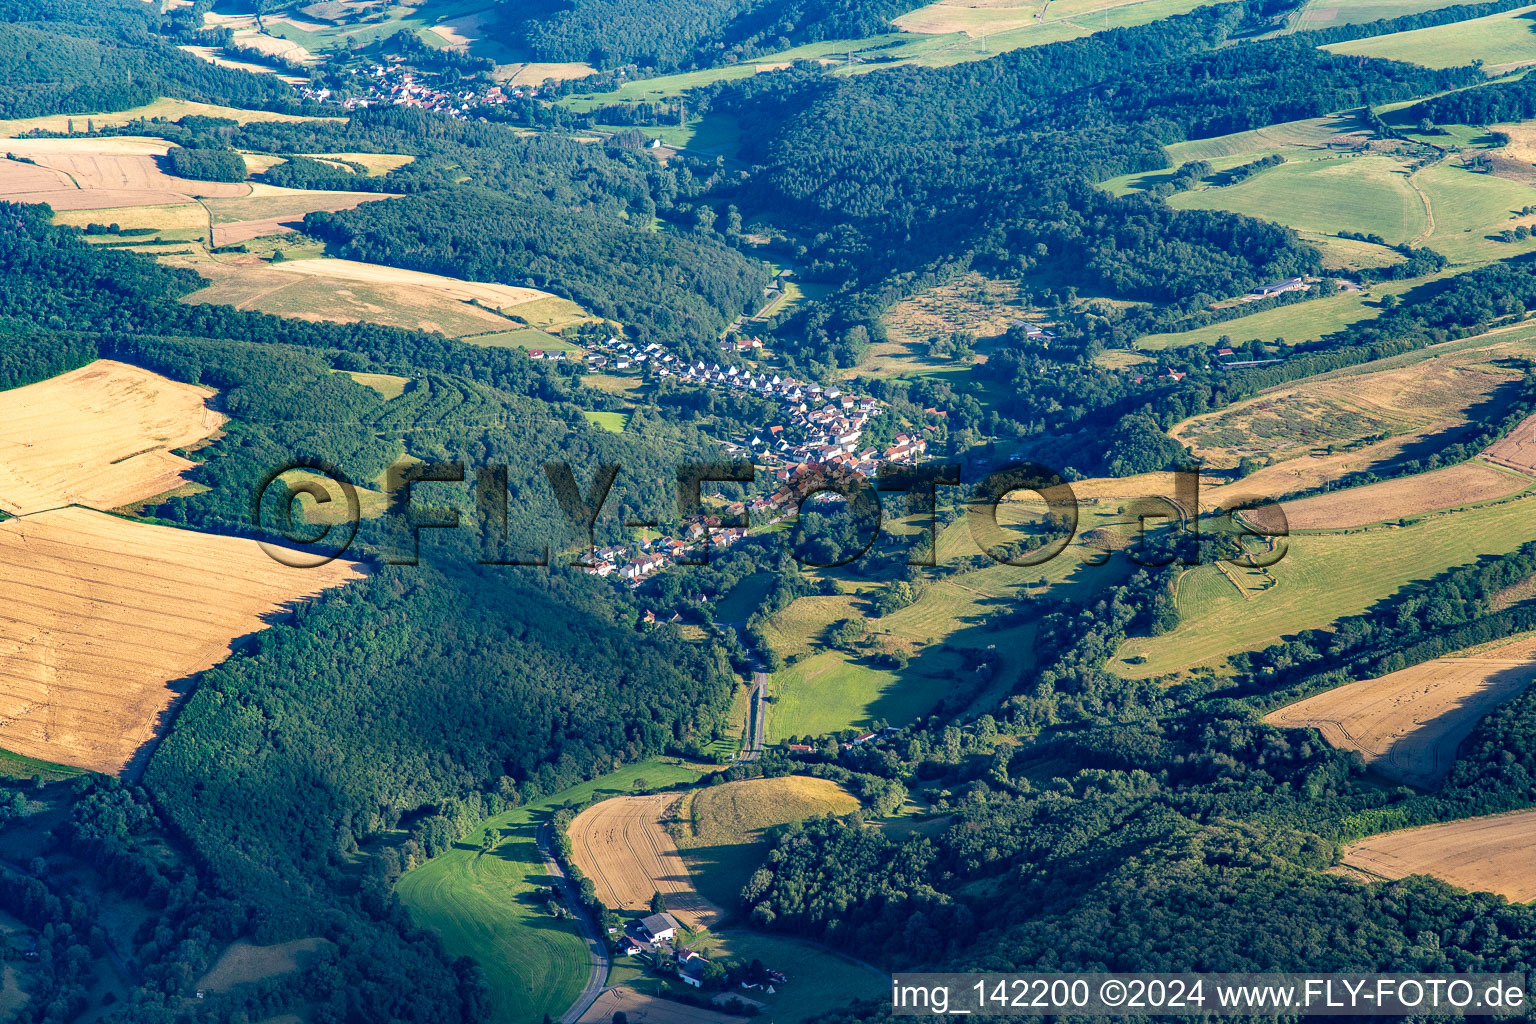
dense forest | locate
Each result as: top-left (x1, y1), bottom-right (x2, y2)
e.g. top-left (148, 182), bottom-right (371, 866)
top-left (0, 0), bottom-right (308, 118)
top-left (305, 190), bottom-right (772, 358)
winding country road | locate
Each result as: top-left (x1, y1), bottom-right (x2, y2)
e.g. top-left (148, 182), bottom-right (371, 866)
top-left (535, 823), bottom-right (611, 1024)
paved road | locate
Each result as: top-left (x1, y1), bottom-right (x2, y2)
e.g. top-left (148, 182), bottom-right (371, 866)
top-left (741, 671), bottom-right (767, 761)
top-left (535, 823), bottom-right (610, 1024)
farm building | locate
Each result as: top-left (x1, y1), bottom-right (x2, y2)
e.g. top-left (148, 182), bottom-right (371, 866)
top-left (639, 912), bottom-right (680, 942)
top-left (1249, 276), bottom-right (1306, 296)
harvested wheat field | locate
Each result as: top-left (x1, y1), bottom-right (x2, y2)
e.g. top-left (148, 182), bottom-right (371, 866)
top-left (579, 988), bottom-right (736, 1024)
top-left (176, 256), bottom-right (588, 336)
top-left (0, 506), bottom-right (363, 774)
top-left (1341, 808), bottom-right (1536, 901)
top-left (567, 794), bottom-right (723, 929)
top-left (264, 257), bottom-right (561, 311)
top-left (0, 360), bottom-right (225, 516)
top-left (1274, 461), bottom-right (1529, 530)
top-left (1483, 410), bottom-right (1536, 473)
top-left (207, 186), bottom-right (394, 245)
top-left (0, 139), bottom-right (253, 213)
top-left (1266, 634), bottom-right (1536, 788)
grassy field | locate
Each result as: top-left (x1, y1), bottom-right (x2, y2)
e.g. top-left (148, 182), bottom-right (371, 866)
top-left (674, 929), bottom-right (887, 1023)
top-left (1321, 4), bottom-right (1536, 71)
top-left (1167, 156), bottom-right (1428, 245)
top-left (464, 327), bottom-right (582, 351)
top-left (1134, 276), bottom-right (1425, 350)
top-left (760, 498), bottom-right (1151, 738)
top-left (394, 758), bottom-right (709, 1024)
top-left (1110, 492), bottom-right (1536, 678)
top-left (0, 747), bottom-right (83, 782)
top-left (712, 572), bottom-right (774, 621)
top-left (260, 0), bottom-right (521, 60)
top-left (339, 370), bottom-right (410, 400)
top-left (582, 410), bottom-right (629, 432)
top-left (601, 115), bottom-right (743, 159)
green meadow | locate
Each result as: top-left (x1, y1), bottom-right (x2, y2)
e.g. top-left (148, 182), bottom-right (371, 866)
top-left (1320, 4), bottom-right (1536, 71)
top-left (1110, 493), bottom-right (1536, 678)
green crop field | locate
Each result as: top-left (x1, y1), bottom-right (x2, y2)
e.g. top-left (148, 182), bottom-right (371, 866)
top-left (0, 746), bottom-right (83, 782)
top-left (1321, 4), bottom-right (1536, 71)
top-left (1110, 492), bottom-right (1536, 678)
top-left (394, 758), bottom-right (709, 1024)
top-left (1167, 156), bottom-right (1428, 244)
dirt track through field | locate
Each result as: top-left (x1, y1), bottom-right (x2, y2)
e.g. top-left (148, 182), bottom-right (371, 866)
top-left (0, 360), bottom-right (225, 516)
top-left (1341, 808), bottom-right (1536, 901)
top-left (1266, 635), bottom-right (1536, 788)
top-left (567, 794), bottom-right (724, 929)
top-left (0, 506), bottom-right (363, 774)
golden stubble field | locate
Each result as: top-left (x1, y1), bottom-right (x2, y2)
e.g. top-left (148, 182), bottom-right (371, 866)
top-left (1274, 460), bottom-right (1531, 530)
top-left (566, 794), bottom-right (724, 929)
top-left (1483, 409), bottom-right (1536, 474)
top-left (1266, 634), bottom-right (1536, 788)
top-left (0, 506), bottom-right (363, 774)
top-left (1341, 808), bottom-right (1536, 901)
top-left (0, 360), bottom-right (225, 516)
top-left (0, 139), bottom-right (253, 211)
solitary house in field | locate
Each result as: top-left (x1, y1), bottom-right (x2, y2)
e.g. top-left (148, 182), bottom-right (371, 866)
top-left (640, 912), bottom-right (680, 942)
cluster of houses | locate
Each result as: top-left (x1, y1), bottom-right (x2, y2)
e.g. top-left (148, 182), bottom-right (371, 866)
top-left (785, 726), bottom-right (896, 754)
top-left (615, 913), bottom-right (786, 992)
top-left (562, 329), bottom-right (950, 588)
top-left (300, 61), bottom-right (533, 118)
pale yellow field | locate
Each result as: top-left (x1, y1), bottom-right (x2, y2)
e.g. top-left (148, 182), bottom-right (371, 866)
top-left (0, 506), bottom-right (363, 774)
top-left (1342, 808), bottom-right (1536, 901)
top-left (494, 62), bottom-right (598, 85)
top-left (265, 257), bottom-right (560, 310)
top-left (1266, 634), bottom-right (1536, 787)
top-left (0, 99), bottom-right (339, 139)
top-left (178, 44), bottom-right (306, 84)
top-left (0, 360), bottom-right (225, 516)
top-left (0, 139), bottom-right (252, 200)
top-left (566, 794), bottom-right (724, 929)
top-left (51, 202), bottom-right (209, 234)
top-left (675, 776), bottom-right (861, 847)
